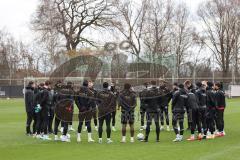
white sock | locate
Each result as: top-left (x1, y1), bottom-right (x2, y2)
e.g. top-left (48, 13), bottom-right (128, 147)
top-left (130, 137), bottom-right (134, 141)
top-left (77, 133), bottom-right (81, 138)
top-left (88, 133), bottom-right (92, 139)
top-left (122, 136), bottom-right (126, 141)
top-left (107, 138), bottom-right (111, 141)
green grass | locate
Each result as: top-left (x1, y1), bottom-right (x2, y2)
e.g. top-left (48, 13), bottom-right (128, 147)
top-left (0, 98), bottom-right (240, 160)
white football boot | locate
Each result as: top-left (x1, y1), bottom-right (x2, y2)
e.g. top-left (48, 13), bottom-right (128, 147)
top-left (88, 133), bottom-right (95, 143)
top-left (107, 138), bottom-right (113, 144)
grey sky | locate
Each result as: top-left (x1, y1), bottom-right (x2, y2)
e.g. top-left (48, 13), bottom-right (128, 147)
top-left (0, 0), bottom-right (205, 43)
top-left (0, 0), bottom-right (38, 42)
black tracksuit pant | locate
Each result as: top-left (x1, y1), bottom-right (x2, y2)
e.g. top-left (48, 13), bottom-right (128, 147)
top-left (140, 108), bottom-right (146, 127)
top-left (190, 108), bottom-right (201, 134)
top-left (199, 107), bottom-right (207, 135)
top-left (62, 122), bottom-right (68, 135)
top-left (54, 117), bottom-right (68, 136)
top-left (92, 109), bottom-right (98, 126)
top-left (69, 106), bottom-right (74, 126)
top-left (206, 109), bottom-right (216, 134)
top-left (98, 113), bottom-right (111, 138)
top-left (84, 109), bottom-right (97, 127)
top-left (78, 111), bottom-right (92, 133)
top-left (145, 112), bottom-right (160, 141)
top-left (186, 107), bottom-right (191, 129)
top-left (111, 111), bottom-right (116, 126)
top-left (172, 112), bottom-right (184, 135)
top-left (26, 111), bottom-right (37, 134)
top-left (160, 106), bottom-right (169, 126)
top-left (216, 109), bottom-right (224, 132)
top-left (36, 110), bottom-right (49, 134)
top-left (48, 108), bottom-right (54, 133)
top-left (54, 117), bottom-right (61, 135)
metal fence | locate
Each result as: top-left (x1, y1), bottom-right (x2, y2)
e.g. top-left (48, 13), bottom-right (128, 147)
top-left (1, 77), bottom-right (240, 98)
top-left (0, 85), bottom-right (24, 98)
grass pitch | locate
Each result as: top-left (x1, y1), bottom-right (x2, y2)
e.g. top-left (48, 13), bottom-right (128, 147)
top-left (0, 98), bottom-right (240, 160)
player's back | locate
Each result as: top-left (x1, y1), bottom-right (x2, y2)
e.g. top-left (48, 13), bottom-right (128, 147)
top-left (119, 89), bottom-right (136, 112)
top-left (97, 89), bottom-right (115, 116)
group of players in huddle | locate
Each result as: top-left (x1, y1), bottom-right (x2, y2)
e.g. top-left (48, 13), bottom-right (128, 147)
top-left (24, 79), bottom-right (226, 143)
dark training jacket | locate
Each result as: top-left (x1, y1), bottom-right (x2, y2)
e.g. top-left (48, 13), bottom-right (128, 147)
top-left (75, 86), bottom-right (94, 112)
top-left (24, 86), bottom-right (35, 113)
top-left (89, 87), bottom-right (97, 109)
top-left (110, 86), bottom-right (119, 111)
top-left (169, 88), bottom-right (179, 99)
top-left (53, 89), bottom-right (60, 108)
top-left (172, 88), bottom-right (188, 113)
top-left (159, 87), bottom-right (172, 108)
top-left (119, 89), bottom-right (137, 112)
top-left (55, 87), bottom-right (75, 102)
top-left (39, 87), bottom-right (52, 111)
top-left (186, 90), bottom-right (199, 110)
top-left (195, 88), bottom-right (207, 108)
top-left (48, 89), bottom-right (54, 110)
top-left (55, 87), bottom-right (75, 121)
top-left (96, 88), bottom-right (116, 116)
top-left (206, 88), bottom-right (216, 110)
top-left (215, 89), bottom-right (226, 110)
top-left (139, 88), bottom-right (148, 110)
top-left (34, 87), bottom-right (43, 107)
top-left (144, 87), bottom-right (161, 113)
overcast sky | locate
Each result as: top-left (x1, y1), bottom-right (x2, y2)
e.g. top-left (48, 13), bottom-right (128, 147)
top-left (0, 0), bottom-right (205, 43)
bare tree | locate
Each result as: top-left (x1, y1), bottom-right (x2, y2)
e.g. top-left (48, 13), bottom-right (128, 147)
top-left (195, 58), bottom-right (212, 79)
top-left (171, 3), bottom-right (194, 79)
top-left (232, 0), bottom-right (240, 79)
top-left (0, 29), bottom-right (38, 79)
top-left (111, 0), bottom-right (148, 59)
top-left (198, 0), bottom-right (240, 78)
top-left (32, 0), bottom-right (113, 52)
top-left (186, 41), bottom-right (205, 82)
top-left (142, 0), bottom-right (174, 78)
top-left (143, 0), bottom-right (174, 62)
top-left (0, 30), bottom-right (19, 77)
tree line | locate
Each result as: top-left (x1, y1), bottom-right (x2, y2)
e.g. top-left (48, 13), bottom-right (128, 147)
top-left (0, 0), bottom-right (240, 82)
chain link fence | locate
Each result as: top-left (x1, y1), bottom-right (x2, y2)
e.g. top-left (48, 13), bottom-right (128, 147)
top-left (1, 77), bottom-right (240, 98)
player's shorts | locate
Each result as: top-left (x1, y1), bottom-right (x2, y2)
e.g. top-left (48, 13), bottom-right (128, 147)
top-left (78, 110), bottom-right (92, 123)
top-left (146, 112), bottom-right (160, 124)
top-left (121, 111), bottom-right (135, 124)
top-left (172, 112), bottom-right (185, 122)
top-left (55, 99), bottom-right (74, 122)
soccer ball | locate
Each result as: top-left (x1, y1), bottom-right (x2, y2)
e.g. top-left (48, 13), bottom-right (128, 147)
top-left (137, 133), bottom-right (144, 140)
